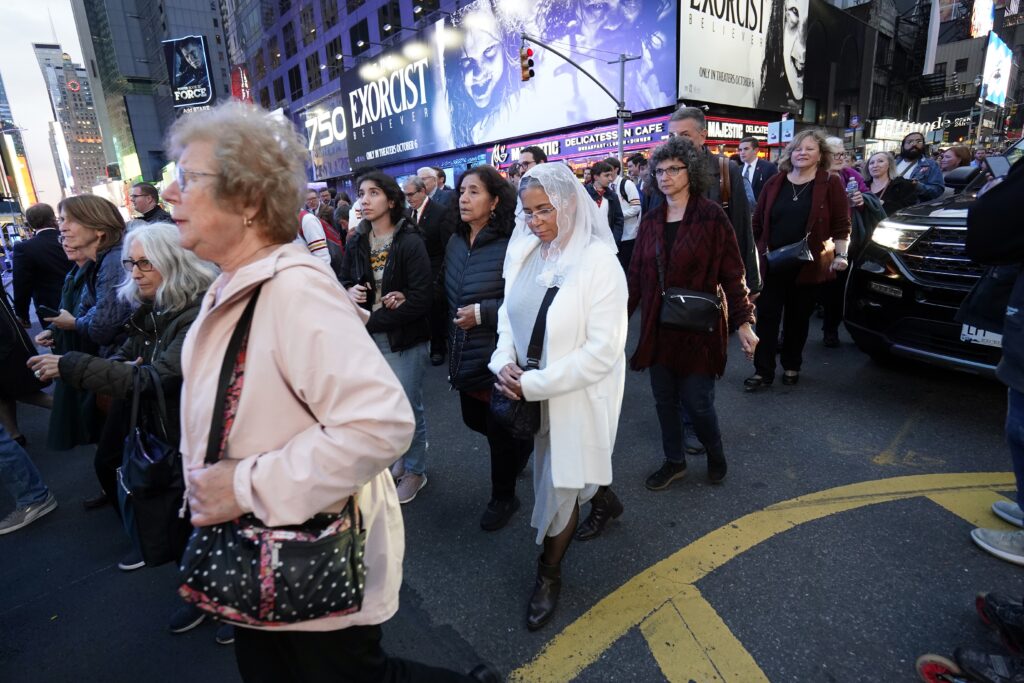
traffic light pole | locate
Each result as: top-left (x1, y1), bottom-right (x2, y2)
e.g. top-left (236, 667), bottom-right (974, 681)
top-left (520, 33), bottom-right (640, 163)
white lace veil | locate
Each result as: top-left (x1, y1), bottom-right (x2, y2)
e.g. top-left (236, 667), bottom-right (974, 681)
top-left (512, 162), bottom-right (617, 287)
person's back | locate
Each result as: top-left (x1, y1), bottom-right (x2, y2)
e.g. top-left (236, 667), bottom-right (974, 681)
top-left (12, 204), bottom-right (70, 325)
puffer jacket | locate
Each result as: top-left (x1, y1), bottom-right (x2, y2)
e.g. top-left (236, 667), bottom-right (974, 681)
top-left (59, 295), bottom-right (203, 444)
top-left (340, 218), bottom-right (432, 352)
top-left (444, 220), bottom-right (513, 392)
top-left (75, 243), bottom-right (134, 357)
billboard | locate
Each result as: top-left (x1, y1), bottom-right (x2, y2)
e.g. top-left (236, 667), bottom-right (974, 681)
top-left (295, 91), bottom-right (352, 181)
top-left (982, 31), bottom-right (1012, 107)
top-left (678, 0), bottom-right (808, 114)
top-left (162, 35), bottom-right (216, 111)
top-left (231, 65), bottom-right (253, 102)
top-left (330, 0), bottom-right (676, 170)
top-left (971, 0), bottom-right (996, 36)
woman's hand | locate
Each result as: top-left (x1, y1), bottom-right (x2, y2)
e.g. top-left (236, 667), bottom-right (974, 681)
top-left (495, 363), bottom-right (524, 400)
top-left (737, 323), bottom-right (758, 361)
top-left (34, 329), bottom-right (54, 348)
top-left (831, 255), bottom-right (849, 272)
top-left (26, 354), bottom-right (61, 382)
top-left (48, 309), bottom-right (76, 330)
top-left (454, 305), bottom-right (477, 330)
top-left (347, 283), bottom-right (368, 305)
top-left (187, 460), bottom-right (244, 526)
top-left (849, 190), bottom-right (864, 208)
top-left (382, 291), bottom-right (406, 310)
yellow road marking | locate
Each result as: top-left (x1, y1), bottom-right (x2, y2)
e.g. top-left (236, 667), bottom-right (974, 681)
top-left (511, 472), bottom-right (1016, 683)
top-left (927, 489), bottom-right (1017, 530)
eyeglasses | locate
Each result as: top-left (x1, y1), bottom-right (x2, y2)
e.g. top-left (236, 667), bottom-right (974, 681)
top-left (833, 152), bottom-right (847, 159)
top-left (174, 166), bottom-right (218, 193)
top-left (654, 165), bottom-right (688, 178)
top-left (522, 207), bottom-right (556, 223)
top-left (520, 160), bottom-right (536, 169)
top-left (129, 194), bottom-right (147, 201)
top-left (403, 191), bottom-right (421, 199)
top-left (122, 258), bottom-right (155, 273)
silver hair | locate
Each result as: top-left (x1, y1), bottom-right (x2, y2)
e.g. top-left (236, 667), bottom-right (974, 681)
top-left (867, 151), bottom-right (898, 181)
top-left (669, 106), bottom-right (706, 131)
top-left (404, 176), bottom-right (426, 192)
top-left (416, 166), bottom-right (435, 177)
top-left (824, 136), bottom-right (845, 154)
top-left (118, 222), bottom-right (219, 313)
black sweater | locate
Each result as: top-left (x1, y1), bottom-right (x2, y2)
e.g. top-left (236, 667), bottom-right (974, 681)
top-left (443, 220), bottom-right (513, 392)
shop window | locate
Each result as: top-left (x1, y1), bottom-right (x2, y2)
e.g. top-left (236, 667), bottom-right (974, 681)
top-left (350, 18), bottom-right (369, 56)
top-left (322, 0), bottom-right (339, 29)
top-left (288, 65), bottom-right (303, 100)
top-left (284, 21), bottom-right (297, 58)
top-left (268, 37), bottom-right (281, 68)
top-left (301, 4), bottom-right (316, 46)
top-left (378, 0), bottom-right (400, 40)
top-left (326, 35), bottom-right (344, 80)
top-left (306, 51), bottom-right (323, 91)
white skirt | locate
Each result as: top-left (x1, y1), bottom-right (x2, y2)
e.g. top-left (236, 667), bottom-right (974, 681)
top-left (530, 421), bottom-right (599, 545)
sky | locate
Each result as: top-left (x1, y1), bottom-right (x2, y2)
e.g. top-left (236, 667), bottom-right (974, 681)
top-left (0, 0), bottom-right (85, 209)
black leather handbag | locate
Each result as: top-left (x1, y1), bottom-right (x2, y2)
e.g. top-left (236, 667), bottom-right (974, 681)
top-left (765, 233), bottom-right (813, 273)
top-left (121, 366), bottom-right (179, 498)
top-left (178, 286), bottom-right (367, 626)
top-left (490, 286), bottom-right (559, 440)
top-left (655, 244), bottom-right (722, 334)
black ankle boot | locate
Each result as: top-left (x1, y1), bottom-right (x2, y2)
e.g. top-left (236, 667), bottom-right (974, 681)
top-left (527, 557), bottom-right (562, 631)
top-left (707, 442), bottom-right (727, 484)
top-left (574, 487), bottom-right (623, 541)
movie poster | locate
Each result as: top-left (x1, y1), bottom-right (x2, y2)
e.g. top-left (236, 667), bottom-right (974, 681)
top-left (338, 0), bottom-right (678, 170)
top-left (162, 35), bottom-right (215, 111)
top-left (678, 0), bottom-right (808, 115)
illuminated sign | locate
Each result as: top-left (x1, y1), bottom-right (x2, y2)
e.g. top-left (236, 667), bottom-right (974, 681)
top-left (982, 31), bottom-right (1012, 107)
top-left (162, 35), bottom-right (216, 110)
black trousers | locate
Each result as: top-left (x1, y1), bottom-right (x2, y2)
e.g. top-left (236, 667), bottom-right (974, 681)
top-left (460, 391), bottom-right (532, 501)
top-left (94, 398), bottom-right (128, 515)
top-left (820, 268), bottom-right (849, 336)
top-left (617, 239), bottom-right (635, 272)
top-left (234, 623), bottom-right (477, 683)
top-left (753, 269), bottom-right (819, 379)
top-left (430, 272), bottom-right (448, 358)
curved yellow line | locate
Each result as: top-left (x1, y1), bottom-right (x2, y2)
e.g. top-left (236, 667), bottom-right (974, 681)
top-left (511, 472), bottom-right (1015, 683)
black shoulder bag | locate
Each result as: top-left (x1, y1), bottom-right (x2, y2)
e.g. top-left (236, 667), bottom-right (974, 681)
top-left (655, 243), bottom-right (722, 334)
top-left (179, 286), bottom-right (367, 626)
top-left (490, 286), bottom-right (559, 440)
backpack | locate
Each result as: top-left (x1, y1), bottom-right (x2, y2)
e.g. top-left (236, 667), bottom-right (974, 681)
top-left (299, 209), bottom-right (345, 278)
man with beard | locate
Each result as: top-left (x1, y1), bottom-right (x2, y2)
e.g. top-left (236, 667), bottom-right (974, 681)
top-left (895, 132), bottom-right (945, 202)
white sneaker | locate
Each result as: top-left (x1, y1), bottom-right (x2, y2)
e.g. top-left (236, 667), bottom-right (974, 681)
top-left (395, 473), bottom-right (427, 504)
top-left (971, 528), bottom-right (1024, 566)
top-left (0, 492), bottom-right (57, 535)
top-left (992, 500), bottom-right (1024, 528)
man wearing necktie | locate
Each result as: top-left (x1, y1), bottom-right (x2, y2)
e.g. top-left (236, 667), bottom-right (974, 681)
top-left (738, 137), bottom-right (778, 202)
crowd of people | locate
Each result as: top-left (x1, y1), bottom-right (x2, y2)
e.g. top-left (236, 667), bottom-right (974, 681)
top-left (0, 99), bottom-right (1018, 682)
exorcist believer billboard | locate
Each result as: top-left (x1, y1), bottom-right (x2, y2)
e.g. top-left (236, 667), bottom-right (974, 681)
top-left (306, 0), bottom-right (678, 172)
top-left (679, 0), bottom-right (808, 114)
top-left (163, 35), bottom-right (216, 111)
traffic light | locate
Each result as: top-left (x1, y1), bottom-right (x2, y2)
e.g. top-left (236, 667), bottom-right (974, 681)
top-left (520, 46), bottom-right (534, 82)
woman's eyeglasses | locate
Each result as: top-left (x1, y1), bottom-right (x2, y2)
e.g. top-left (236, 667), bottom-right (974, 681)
top-left (122, 258), bottom-right (155, 273)
top-left (522, 207), bottom-right (556, 223)
top-left (175, 166), bottom-right (218, 192)
top-left (654, 166), bottom-right (688, 178)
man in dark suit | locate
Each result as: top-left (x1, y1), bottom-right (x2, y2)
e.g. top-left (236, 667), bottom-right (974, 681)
top-left (404, 176), bottom-right (456, 366)
top-left (737, 136), bottom-right (778, 201)
top-left (13, 203), bottom-right (70, 327)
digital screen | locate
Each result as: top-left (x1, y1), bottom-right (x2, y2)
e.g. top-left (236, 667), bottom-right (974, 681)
top-left (982, 31), bottom-right (1012, 107)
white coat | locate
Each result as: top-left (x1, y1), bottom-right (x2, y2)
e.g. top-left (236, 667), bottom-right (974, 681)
top-left (489, 236), bottom-right (628, 490)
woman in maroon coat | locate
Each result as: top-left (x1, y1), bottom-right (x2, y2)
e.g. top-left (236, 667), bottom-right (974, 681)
top-left (628, 136), bottom-right (758, 491)
top-left (746, 129), bottom-right (852, 391)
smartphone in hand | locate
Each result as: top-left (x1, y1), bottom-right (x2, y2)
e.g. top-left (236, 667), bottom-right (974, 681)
top-left (38, 305), bottom-right (61, 320)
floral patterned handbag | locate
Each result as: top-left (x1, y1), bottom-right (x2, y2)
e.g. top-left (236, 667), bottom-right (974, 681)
top-left (177, 286), bottom-right (366, 626)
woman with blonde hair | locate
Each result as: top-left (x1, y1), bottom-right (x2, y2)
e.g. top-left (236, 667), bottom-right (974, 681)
top-left (866, 150), bottom-right (918, 215)
top-left (745, 129), bottom-right (851, 390)
top-left (161, 102), bottom-right (496, 682)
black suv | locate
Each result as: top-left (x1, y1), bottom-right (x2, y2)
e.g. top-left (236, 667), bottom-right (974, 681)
top-left (844, 143), bottom-right (1023, 376)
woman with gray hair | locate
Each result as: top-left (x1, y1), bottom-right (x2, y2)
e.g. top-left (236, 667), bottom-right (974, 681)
top-left (28, 222), bottom-right (218, 570)
top-left (628, 136), bottom-right (758, 492)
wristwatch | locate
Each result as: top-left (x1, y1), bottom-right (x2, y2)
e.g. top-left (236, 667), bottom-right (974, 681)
top-left (835, 252), bottom-right (848, 259)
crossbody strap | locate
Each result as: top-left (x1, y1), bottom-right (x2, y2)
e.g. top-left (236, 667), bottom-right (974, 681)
top-left (524, 287), bottom-right (559, 370)
top-left (205, 286), bottom-right (263, 465)
top-left (129, 364), bottom-right (171, 440)
top-left (718, 156), bottom-right (731, 208)
top-left (655, 243), bottom-right (668, 295)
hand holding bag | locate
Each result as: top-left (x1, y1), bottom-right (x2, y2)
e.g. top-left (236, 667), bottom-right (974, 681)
top-left (655, 244), bottom-right (722, 333)
top-left (490, 286), bottom-right (559, 440)
top-left (178, 286), bottom-right (367, 626)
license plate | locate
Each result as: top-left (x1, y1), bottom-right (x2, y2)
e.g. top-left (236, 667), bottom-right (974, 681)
top-left (960, 324), bottom-right (1003, 348)
top-left (869, 282), bottom-right (903, 298)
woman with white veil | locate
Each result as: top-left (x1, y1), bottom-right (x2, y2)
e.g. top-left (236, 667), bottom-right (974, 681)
top-left (489, 162), bottom-right (628, 631)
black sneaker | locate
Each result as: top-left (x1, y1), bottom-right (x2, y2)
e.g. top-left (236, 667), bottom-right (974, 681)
top-left (117, 550), bottom-right (145, 572)
top-left (169, 604), bottom-right (207, 634)
top-left (645, 461), bottom-right (687, 491)
top-left (468, 663), bottom-right (502, 683)
top-left (480, 496), bottom-right (520, 531)
top-left (977, 592), bottom-right (1024, 653)
top-left (215, 623), bottom-right (235, 645)
top-left (954, 646), bottom-right (1024, 681)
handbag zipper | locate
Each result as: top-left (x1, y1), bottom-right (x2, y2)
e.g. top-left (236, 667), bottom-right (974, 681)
top-left (668, 292), bottom-right (722, 309)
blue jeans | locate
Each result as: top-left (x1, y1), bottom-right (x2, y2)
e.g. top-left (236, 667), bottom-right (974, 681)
top-left (1008, 389), bottom-right (1024, 510)
top-left (649, 366), bottom-right (722, 464)
top-left (0, 424), bottom-right (49, 508)
top-left (374, 335), bottom-right (429, 475)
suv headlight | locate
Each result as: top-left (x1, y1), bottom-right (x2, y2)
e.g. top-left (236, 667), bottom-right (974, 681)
top-left (871, 220), bottom-right (929, 251)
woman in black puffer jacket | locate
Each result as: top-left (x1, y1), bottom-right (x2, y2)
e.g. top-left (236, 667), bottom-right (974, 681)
top-left (445, 165), bottom-right (532, 532)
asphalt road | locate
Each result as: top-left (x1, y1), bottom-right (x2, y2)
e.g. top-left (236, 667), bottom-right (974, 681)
top-left (0, 309), bottom-right (1016, 682)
